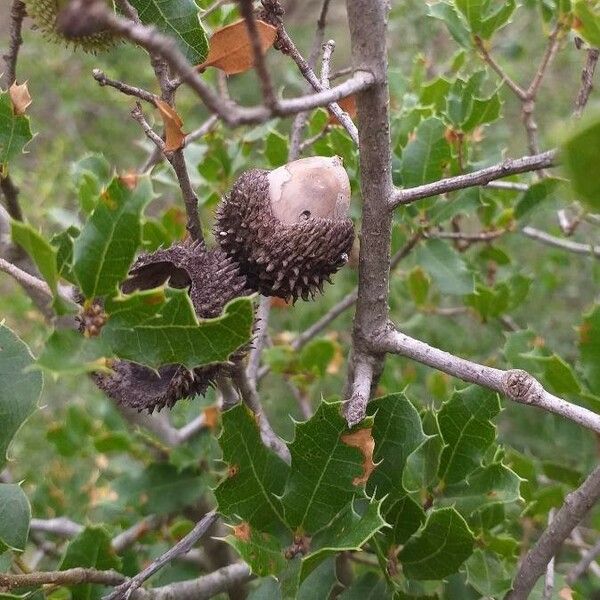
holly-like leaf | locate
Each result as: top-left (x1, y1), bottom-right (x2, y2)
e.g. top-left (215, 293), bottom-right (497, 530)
top-left (73, 175), bottom-right (153, 299)
top-left (0, 91), bottom-right (33, 173)
top-left (514, 178), bottom-right (561, 220)
top-left (428, 2), bottom-right (471, 48)
top-left (128, 0), bottom-right (209, 64)
top-left (562, 112), bottom-right (600, 210)
top-left (60, 526), bottom-right (122, 600)
top-left (199, 19), bottom-right (277, 74)
top-left (465, 549), bottom-right (513, 598)
top-left (11, 221), bottom-right (69, 314)
top-left (338, 572), bottom-right (393, 600)
top-left (398, 507), bottom-right (474, 580)
top-left (282, 400), bottom-right (365, 534)
top-left (455, 0), bottom-right (517, 39)
top-left (461, 92), bottom-right (501, 132)
top-left (70, 154), bottom-right (112, 215)
top-left (437, 463), bottom-right (522, 515)
top-left (0, 484), bottom-right (30, 553)
top-left (400, 117), bottom-right (451, 187)
top-left (0, 324), bottom-right (42, 471)
top-left (385, 494), bottom-right (426, 545)
top-left (101, 291), bottom-right (254, 369)
top-left (574, 0), bottom-right (600, 46)
top-left (403, 432), bottom-right (444, 496)
top-left (437, 386), bottom-right (501, 485)
top-left (215, 403), bottom-right (289, 535)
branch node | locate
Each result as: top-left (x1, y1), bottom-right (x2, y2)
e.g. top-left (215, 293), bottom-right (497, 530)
top-left (502, 369), bottom-right (544, 404)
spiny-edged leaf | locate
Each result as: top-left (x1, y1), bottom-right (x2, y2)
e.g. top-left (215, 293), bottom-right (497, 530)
top-left (420, 77), bottom-right (451, 112)
top-left (415, 239), bottom-right (474, 296)
top-left (215, 403), bottom-right (289, 534)
top-left (446, 72), bottom-right (485, 126)
top-left (73, 176), bottom-right (153, 299)
top-left (437, 463), bottom-right (522, 515)
top-left (574, 0), bottom-right (600, 46)
top-left (428, 2), bottom-right (471, 48)
top-left (456, 0), bottom-right (516, 39)
top-left (579, 304), bottom-right (600, 394)
top-left (461, 92), bottom-right (501, 132)
top-left (281, 400), bottom-right (364, 534)
top-left (112, 464), bottom-right (205, 515)
top-left (526, 353), bottom-right (582, 395)
top-left (155, 99), bottom-right (185, 152)
top-left (464, 549), bottom-right (513, 598)
top-left (338, 572), bottom-right (393, 600)
top-left (0, 484), bottom-right (30, 553)
top-left (101, 290), bottom-right (253, 370)
top-left (514, 178), bottom-right (561, 220)
top-left (0, 324), bottom-right (42, 471)
top-left (385, 494), bottom-right (426, 545)
top-left (0, 91), bottom-right (33, 173)
top-left (70, 154), bottom-right (112, 215)
top-left (128, 0), bottom-right (208, 64)
top-left (224, 522), bottom-right (287, 576)
top-left (403, 433), bottom-right (444, 496)
top-left (400, 117), bottom-right (451, 187)
top-left (437, 386), bottom-right (501, 485)
top-left (60, 526), bottom-right (121, 600)
top-left (36, 329), bottom-right (110, 376)
top-left (11, 221), bottom-right (69, 314)
top-left (301, 498), bottom-right (387, 578)
top-left (562, 112), bottom-right (600, 210)
top-left (297, 558), bottom-right (337, 600)
top-left (398, 507), bottom-right (474, 580)
top-left (199, 19), bottom-right (277, 74)
top-left (367, 393), bottom-right (426, 500)
top-left (51, 226), bottom-right (79, 284)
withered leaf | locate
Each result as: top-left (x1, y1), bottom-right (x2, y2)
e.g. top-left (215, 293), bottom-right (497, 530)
top-left (198, 19), bottom-right (277, 75)
top-left (341, 427), bottom-right (375, 486)
top-left (328, 94), bottom-right (357, 125)
top-left (9, 81), bottom-right (32, 116)
top-left (155, 99), bottom-right (185, 152)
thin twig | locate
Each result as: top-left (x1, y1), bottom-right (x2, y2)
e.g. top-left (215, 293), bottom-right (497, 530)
top-left (391, 150), bottom-right (557, 207)
top-left (566, 536), bottom-right (600, 584)
top-left (522, 226), bottom-right (600, 258)
top-left (103, 511), bottom-right (217, 600)
top-left (0, 175), bottom-right (23, 220)
top-left (1, 0), bottom-right (26, 89)
top-left (542, 509), bottom-right (555, 600)
top-left (378, 329), bottom-right (600, 435)
top-left (92, 69), bottom-right (157, 104)
top-left (320, 40), bottom-right (335, 88)
top-left (485, 180), bottom-right (529, 192)
top-left (0, 568), bottom-right (126, 590)
top-left (575, 47), bottom-right (600, 118)
top-left (506, 466), bottom-right (600, 599)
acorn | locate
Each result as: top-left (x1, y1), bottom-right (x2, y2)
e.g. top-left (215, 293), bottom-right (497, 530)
top-left (214, 156), bottom-right (355, 302)
top-left (93, 241), bottom-right (252, 413)
top-left (25, 0), bottom-right (117, 53)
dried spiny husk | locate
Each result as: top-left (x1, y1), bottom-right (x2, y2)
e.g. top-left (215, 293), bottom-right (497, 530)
top-left (94, 242), bottom-right (251, 413)
top-left (25, 0), bottom-right (117, 52)
top-left (215, 156), bottom-right (355, 301)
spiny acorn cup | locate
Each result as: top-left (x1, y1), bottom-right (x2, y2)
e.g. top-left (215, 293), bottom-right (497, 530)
top-left (215, 156), bottom-right (355, 302)
top-left (25, 0), bottom-right (117, 52)
top-left (93, 242), bottom-right (252, 413)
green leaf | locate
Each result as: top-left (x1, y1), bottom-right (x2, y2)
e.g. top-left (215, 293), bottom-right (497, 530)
top-left (113, 464), bottom-right (205, 515)
top-left (265, 130), bottom-right (289, 167)
top-left (51, 226), bottom-right (79, 284)
top-left (338, 572), bottom-right (393, 600)
top-left (403, 433), bottom-right (444, 495)
top-left (398, 507), bottom-right (474, 580)
top-left (367, 393), bottom-right (427, 501)
top-left (438, 463), bottom-right (522, 515)
top-left (36, 329), bottom-right (109, 377)
top-left (70, 154), bottom-right (112, 215)
top-left (11, 221), bottom-right (70, 314)
top-left (224, 525), bottom-right (287, 577)
top-left (514, 178), bottom-right (560, 220)
top-left (0, 92), bottom-right (33, 172)
top-left (407, 267), bottom-right (431, 306)
top-left (101, 290), bottom-right (254, 370)
top-left (282, 400), bottom-right (364, 534)
top-left (128, 0), bottom-right (209, 64)
top-left (60, 527), bottom-right (121, 600)
top-left (562, 112), bottom-right (600, 210)
top-left (400, 118), bottom-right (451, 187)
top-left (420, 77), bottom-right (452, 112)
top-left (0, 484), bottom-right (31, 553)
top-left (299, 338), bottom-right (336, 377)
top-left (428, 2), bottom-right (471, 48)
top-left (579, 304), bottom-right (600, 394)
top-left (415, 239), bottom-right (474, 296)
top-left (0, 324), bottom-right (42, 471)
top-left (527, 353), bottom-right (582, 395)
top-left (456, 0), bottom-right (516, 39)
top-left (464, 549), bottom-right (513, 598)
top-left (465, 282), bottom-right (510, 321)
top-left (215, 403), bottom-right (289, 534)
top-left (385, 494), bottom-right (426, 545)
top-left (72, 176), bottom-right (153, 299)
top-left (461, 92), bottom-right (502, 132)
top-left (574, 0), bottom-right (600, 46)
top-left (437, 386), bottom-right (501, 485)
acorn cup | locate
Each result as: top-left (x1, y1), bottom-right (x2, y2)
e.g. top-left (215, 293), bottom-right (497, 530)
top-left (93, 242), bottom-right (252, 413)
top-left (214, 156), bottom-right (355, 302)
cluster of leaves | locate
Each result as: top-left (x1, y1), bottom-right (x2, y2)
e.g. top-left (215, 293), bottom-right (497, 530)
top-left (1, 0), bottom-right (600, 599)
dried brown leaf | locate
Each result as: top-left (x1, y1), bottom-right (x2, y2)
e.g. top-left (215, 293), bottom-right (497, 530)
top-left (328, 95), bottom-right (357, 125)
top-left (198, 19), bottom-right (277, 75)
top-left (119, 171), bottom-right (140, 190)
top-left (155, 99), bottom-right (185, 152)
top-left (341, 427), bottom-right (375, 486)
top-left (202, 405), bottom-right (220, 430)
top-left (9, 81), bottom-right (32, 115)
